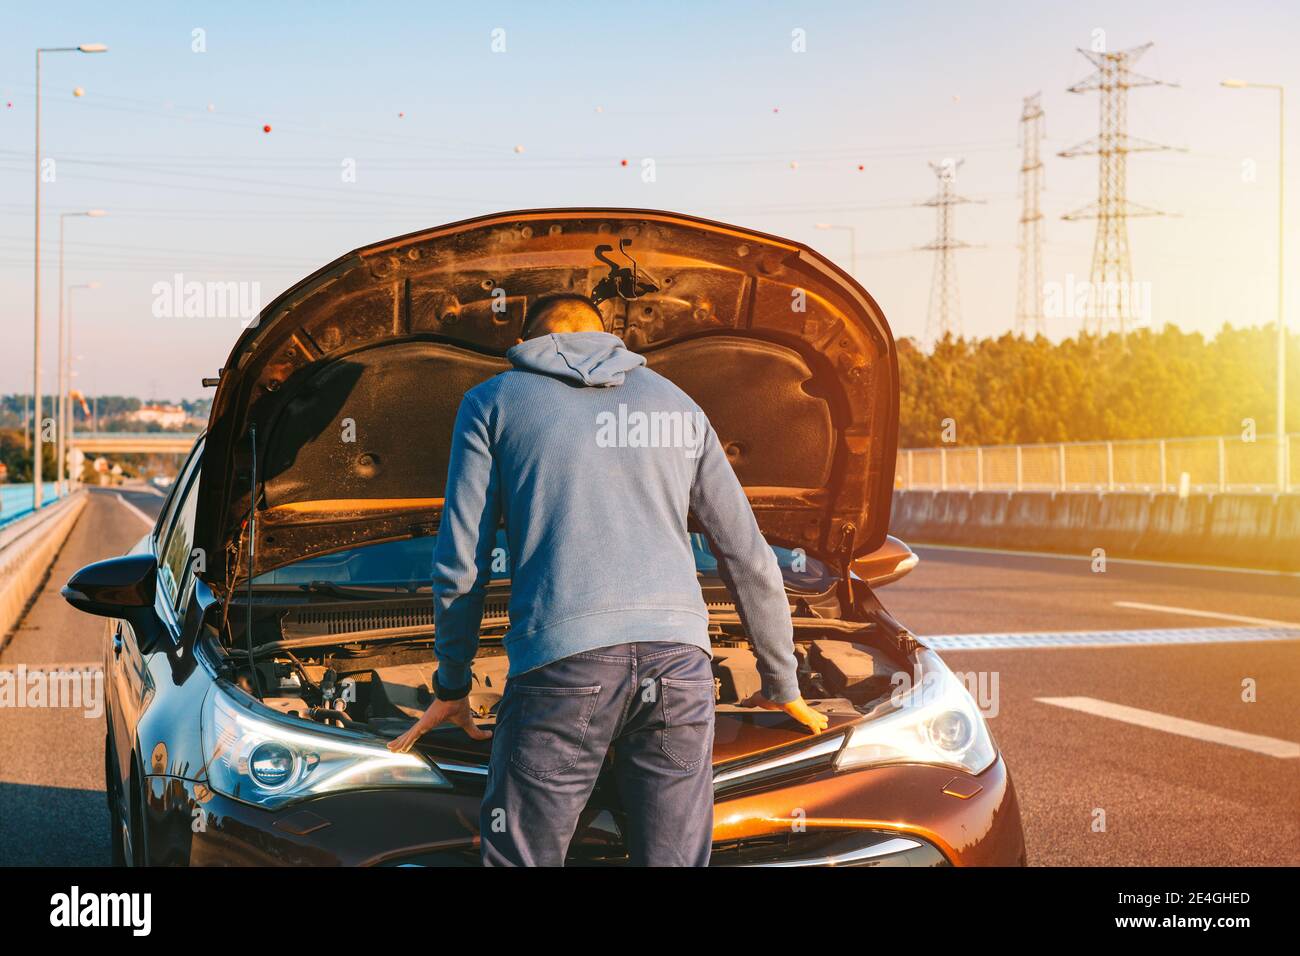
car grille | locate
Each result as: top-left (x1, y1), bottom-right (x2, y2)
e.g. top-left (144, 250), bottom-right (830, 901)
top-left (710, 828), bottom-right (949, 867)
top-left (430, 731), bottom-right (846, 798)
top-left (380, 829), bottom-right (948, 867)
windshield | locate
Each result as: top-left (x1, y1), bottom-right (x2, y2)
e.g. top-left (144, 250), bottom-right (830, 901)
top-left (251, 531), bottom-right (835, 592)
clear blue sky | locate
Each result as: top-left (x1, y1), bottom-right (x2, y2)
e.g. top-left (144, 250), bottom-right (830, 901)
top-left (3, 0), bottom-right (1297, 398)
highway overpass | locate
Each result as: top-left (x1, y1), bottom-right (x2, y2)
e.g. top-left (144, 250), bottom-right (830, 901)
top-left (69, 432), bottom-right (201, 455)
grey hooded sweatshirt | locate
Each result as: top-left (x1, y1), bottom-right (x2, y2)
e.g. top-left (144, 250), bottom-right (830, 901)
top-left (431, 331), bottom-right (799, 702)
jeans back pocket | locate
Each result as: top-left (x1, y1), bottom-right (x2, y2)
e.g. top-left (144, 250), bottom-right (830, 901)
top-left (508, 684), bottom-right (602, 780)
top-left (659, 677), bottom-right (717, 772)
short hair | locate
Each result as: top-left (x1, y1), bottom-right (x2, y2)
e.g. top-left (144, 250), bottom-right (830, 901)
top-left (520, 292), bottom-right (605, 339)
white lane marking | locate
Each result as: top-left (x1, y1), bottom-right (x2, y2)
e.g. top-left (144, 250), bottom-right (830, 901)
top-left (116, 494), bottom-right (155, 528)
top-left (913, 542), bottom-right (1300, 578)
top-left (924, 625), bottom-right (1300, 651)
top-left (1114, 601), bottom-right (1300, 629)
top-left (1036, 696), bottom-right (1300, 759)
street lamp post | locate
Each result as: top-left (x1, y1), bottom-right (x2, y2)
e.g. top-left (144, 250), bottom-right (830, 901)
top-left (1222, 78), bottom-right (1288, 492)
top-left (58, 211), bottom-right (106, 496)
top-left (33, 42), bottom-right (107, 510)
top-left (815, 222), bottom-right (858, 279)
top-left (65, 281), bottom-right (100, 492)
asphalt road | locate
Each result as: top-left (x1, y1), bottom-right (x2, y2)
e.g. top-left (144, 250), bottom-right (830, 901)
top-left (0, 489), bottom-right (1295, 866)
top-left (0, 485), bottom-right (160, 866)
top-left (888, 545), bottom-right (1300, 866)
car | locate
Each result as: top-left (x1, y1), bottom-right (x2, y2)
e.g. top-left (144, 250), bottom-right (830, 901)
top-left (63, 208), bottom-right (1025, 866)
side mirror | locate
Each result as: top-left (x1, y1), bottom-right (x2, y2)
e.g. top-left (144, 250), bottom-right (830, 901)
top-left (62, 554), bottom-right (158, 618)
top-left (850, 535), bottom-right (919, 589)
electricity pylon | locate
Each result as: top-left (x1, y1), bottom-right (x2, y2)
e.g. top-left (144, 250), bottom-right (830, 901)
top-left (1016, 93), bottom-right (1046, 337)
top-left (1059, 41), bottom-right (1178, 337)
top-left (919, 159), bottom-right (982, 344)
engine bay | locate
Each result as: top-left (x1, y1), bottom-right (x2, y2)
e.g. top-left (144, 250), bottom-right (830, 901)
top-left (222, 595), bottom-right (908, 741)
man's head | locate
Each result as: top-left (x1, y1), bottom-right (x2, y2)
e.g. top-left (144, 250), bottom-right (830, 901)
top-left (518, 292), bottom-right (605, 341)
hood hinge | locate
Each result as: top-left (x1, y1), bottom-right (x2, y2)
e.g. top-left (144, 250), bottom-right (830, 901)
top-left (834, 521), bottom-right (857, 605)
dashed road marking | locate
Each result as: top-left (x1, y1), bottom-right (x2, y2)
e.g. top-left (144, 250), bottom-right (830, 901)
top-left (913, 542), bottom-right (1300, 578)
top-left (1035, 696), bottom-right (1300, 759)
top-left (1114, 600), bottom-right (1300, 629)
top-left (924, 625), bottom-right (1300, 651)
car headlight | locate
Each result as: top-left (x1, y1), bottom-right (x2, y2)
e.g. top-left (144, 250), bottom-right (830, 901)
top-left (835, 649), bottom-right (996, 775)
top-left (201, 685), bottom-right (450, 809)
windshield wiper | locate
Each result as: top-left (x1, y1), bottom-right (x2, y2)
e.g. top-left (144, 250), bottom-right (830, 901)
top-left (298, 581), bottom-right (430, 598)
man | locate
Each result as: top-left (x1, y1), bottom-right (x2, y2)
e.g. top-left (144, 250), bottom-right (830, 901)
top-left (388, 292), bottom-right (827, 866)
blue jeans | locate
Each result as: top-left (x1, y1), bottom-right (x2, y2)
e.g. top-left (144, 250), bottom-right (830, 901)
top-left (480, 641), bottom-right (716, 866)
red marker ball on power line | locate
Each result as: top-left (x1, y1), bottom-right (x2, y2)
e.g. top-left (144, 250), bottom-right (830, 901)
top-left (620, 159), bottom-right (628, 166)
top-left (263, 124), bottom-right (272, 133)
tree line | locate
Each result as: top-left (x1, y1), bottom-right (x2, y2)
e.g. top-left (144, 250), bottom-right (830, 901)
top-left (897, 324), bottom-right (1299, 448)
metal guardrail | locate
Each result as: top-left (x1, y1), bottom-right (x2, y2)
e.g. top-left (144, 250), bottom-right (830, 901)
top-left (896, 433), bottom-right (1298, 495)
top-left (0, 482), bottom-right (62, 529)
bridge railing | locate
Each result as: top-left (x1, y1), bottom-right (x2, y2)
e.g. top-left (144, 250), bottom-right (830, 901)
top-left (0, 483), bottom-right (63, 530)
top-left (896, 433), bottom-right (1298, 495)
top-left (69, 432), bottom-right (202, 454)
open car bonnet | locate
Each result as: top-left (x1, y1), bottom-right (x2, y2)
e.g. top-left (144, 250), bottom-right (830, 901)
top-left (195, 209), bottom-right (898, 586)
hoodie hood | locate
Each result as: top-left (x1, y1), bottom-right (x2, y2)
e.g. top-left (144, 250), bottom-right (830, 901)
top-left (507, 331), bottom-right (646, 387)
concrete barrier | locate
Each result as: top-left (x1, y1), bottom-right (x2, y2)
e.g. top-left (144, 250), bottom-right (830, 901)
top-left (0, 490), bottom-right (88, 648)
top-left (891, 489), bottom-right (1299, 572)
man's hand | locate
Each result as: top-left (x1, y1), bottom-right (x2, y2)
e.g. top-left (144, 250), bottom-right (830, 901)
top-left (740, 693), bottom-right (830, 735)
top-left (386, 697), bottom-right (493, 754)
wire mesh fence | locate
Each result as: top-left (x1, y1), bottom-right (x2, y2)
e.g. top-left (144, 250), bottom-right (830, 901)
top-left (896, 434), bottom-right (1297, 494)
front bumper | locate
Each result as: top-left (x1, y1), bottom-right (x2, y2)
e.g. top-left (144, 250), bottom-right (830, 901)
top-left (707, 754), bottom-right (1025, 867)
top-left (141, 754), bottom-right (1024, 866)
